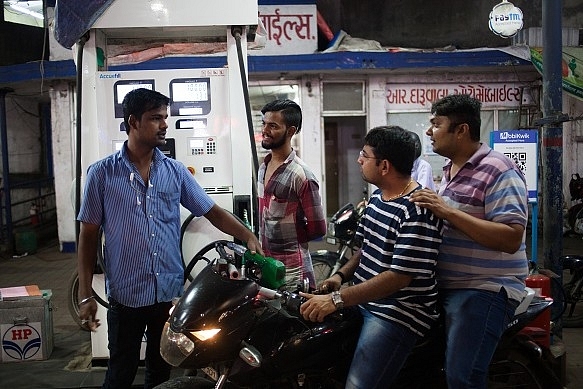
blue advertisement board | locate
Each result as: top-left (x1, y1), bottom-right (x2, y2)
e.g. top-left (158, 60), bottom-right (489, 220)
top-left (491, 130), bottom-right (538, 203)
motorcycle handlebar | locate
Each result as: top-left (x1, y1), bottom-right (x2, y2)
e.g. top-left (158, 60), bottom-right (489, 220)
top-left (257, 287), bottom-right (306, 314)
top-left (258, 287), bottom-right (281, 299)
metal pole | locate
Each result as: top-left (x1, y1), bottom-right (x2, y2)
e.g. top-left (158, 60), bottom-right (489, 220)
top-left (0, 88), bottom-right (14, 252)
top-left (541, 0), bottom-right (564, 329)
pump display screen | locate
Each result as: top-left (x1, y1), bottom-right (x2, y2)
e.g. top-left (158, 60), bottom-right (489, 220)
top-left (172, 82), bottom-right (209, 102)
top-left (170, 78), bottom-right (211, 116)
top-left (113, 80), bottom-right (155, 118)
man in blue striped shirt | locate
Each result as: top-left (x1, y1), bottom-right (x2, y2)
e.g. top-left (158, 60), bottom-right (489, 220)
top-left (300, 126), bottom-right (443, 389)
top-left (76, 88), bottom-right (261, 389)
top-left (410, 94), bottom-right (528, 389)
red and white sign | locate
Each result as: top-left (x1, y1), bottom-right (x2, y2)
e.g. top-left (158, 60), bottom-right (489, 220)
top-left (385, 83), bottom-right (523, 110)
top-left (254, 5), bottom-right (317, 56)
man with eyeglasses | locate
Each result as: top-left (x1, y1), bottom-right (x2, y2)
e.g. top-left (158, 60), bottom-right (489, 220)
top-left (300, 125), bottom-right (443, 388)
top-left (76, 88), bottom-right (262, 389)
top-left (410, 94), bottom-right (528, 389)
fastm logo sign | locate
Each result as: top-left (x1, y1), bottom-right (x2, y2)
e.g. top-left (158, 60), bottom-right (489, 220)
top-left (493, 13), bottom-right (522, 22)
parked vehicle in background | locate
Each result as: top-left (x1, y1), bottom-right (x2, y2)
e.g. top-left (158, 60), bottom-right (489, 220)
top-left (311, 191), bottom-right (367, 287)
top-left (560, 254), bottom-right (583, 328)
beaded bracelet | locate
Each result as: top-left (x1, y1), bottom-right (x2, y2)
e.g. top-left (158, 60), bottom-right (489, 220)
top-left (78, 296), bottom-right (96, 307)
top-left (332, 271), bottom-right (346, 283)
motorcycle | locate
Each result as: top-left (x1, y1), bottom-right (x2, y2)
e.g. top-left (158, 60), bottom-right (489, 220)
top-left (156, 239), bottom-right (562, 389)
top-left (565, 173), bottom-right (583, 236)
top-left (158, 240), bottom-right (362, 389)
top-left (311, 198), bottom-right (366, 287)
top-left (560, 254), bottom-right (583, 327)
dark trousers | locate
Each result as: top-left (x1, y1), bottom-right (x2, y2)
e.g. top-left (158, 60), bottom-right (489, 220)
top-left (103, 298), bottom-right (173, 389)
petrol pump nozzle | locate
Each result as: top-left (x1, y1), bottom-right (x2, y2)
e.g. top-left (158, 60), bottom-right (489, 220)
top-left (242, 251), bottom-right (286, 290)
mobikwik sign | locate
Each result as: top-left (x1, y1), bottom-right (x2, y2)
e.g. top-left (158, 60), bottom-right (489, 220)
top-left (499, 131), bottom-right (531, 141)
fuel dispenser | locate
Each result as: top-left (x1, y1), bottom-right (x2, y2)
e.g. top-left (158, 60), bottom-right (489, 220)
top-left (74, 0), bottom-right (259, 362)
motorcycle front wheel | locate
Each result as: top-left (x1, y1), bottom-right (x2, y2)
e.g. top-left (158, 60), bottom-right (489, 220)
top-left (311, 251), bottom-right (339, 286)
top-left (67, 227), bottom-right (108, 329)
top-left (563, 269), bottom-right (583, 327)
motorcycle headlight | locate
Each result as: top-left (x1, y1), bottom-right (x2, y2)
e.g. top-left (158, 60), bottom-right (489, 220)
top-left (191, 328), bottom-right (221, 341)
top-left (160, 322), bottom-right (195, 366)
top-left (160, 323), bottom-right (223, 367)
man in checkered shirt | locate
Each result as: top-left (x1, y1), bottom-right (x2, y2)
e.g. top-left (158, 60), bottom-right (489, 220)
top-left (257, 99), bottom-right (327, 290)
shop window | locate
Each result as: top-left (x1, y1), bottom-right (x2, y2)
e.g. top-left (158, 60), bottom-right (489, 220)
top-left (323, 82), bottom-right (365, 113)
top-left (499, 109), bottom-right (521, 130)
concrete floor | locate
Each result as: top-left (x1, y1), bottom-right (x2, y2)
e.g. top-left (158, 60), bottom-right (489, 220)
top-left (0, 236), bottom-right (581, 388)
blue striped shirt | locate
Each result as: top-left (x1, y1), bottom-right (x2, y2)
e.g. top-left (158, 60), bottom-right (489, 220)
top-left (437, 143), bottom-right (528, 302)
top-left (77, 143), bottom-right (214, 307)
top-left (354, 186), bottom-right (443, 336)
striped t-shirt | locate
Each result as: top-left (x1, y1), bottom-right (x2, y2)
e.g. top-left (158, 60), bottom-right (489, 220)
top-left (354, 185), bottom-right (443, 336)
top-left (437, 143), bottom-right (528, 302)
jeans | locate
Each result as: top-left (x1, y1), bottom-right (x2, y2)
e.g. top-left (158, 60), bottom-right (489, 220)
top-left (345, 307), bottom-right (419, 389)
top-left (440, 288), bottom-right (519, 389)
top-left (103, 298), bottom-right (173, 389)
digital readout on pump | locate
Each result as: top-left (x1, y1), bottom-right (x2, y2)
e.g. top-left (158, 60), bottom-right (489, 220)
top-left (170, 78), bottom-right (211, 117)
top-left (113, 80), bottom-right (155, 118)
top-left (176, 118), bottom-right (207, 130)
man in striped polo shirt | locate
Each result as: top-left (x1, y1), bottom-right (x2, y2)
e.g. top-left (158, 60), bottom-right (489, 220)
top-left (299, 126), bottom-right (443, 388)
top-left (410, 94), bottom-right (528, 389)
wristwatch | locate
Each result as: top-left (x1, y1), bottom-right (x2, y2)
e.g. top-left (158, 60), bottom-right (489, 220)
top-left (331, 291), bottom-right (344, 310)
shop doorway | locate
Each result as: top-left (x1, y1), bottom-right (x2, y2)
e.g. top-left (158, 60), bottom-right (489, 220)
top-left (323, 116), bottom-right (367, 217)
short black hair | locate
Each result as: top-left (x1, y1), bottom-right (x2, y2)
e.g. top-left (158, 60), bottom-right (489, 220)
top-left (122, 88), bottom-right (170, 134)
top-left (365, 126), bottom-right (415, 176)
top-left (408, 130), bottom-right (422, 160)
top-left (261, 99), bottom-right (302, 133)
top-left (431, 94), bottom-right (482, 141)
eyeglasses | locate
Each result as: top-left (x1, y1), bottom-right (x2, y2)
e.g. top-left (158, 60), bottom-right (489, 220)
top-left (359, 150), bottom-right (377, 159)
top-left (429, 121), bottom-right (465, 131)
